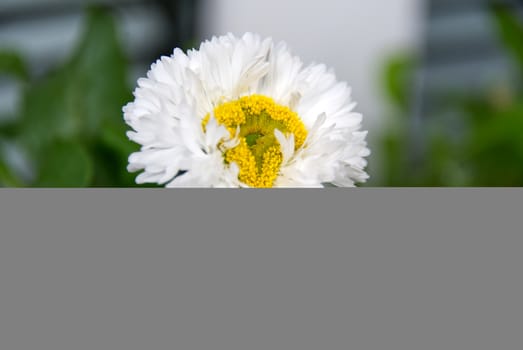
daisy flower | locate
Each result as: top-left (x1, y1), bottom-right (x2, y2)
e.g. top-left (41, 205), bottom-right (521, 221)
top-left (123, 33), bottom-right (370, 187)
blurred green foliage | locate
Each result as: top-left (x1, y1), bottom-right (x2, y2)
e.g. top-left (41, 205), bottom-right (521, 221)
top-left (1, 4), bottom-right (522, 187)
top-left (371, 3), bottom-right (523, 187)
top-left (0, 6), bottom-right (143, 187)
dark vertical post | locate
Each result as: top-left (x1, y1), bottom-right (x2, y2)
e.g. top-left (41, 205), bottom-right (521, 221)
top-left (155, 0), bottom-right (200, 54)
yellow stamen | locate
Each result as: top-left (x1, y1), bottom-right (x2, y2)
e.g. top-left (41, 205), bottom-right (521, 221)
top-left (203, 95), bottom-right (307, 188)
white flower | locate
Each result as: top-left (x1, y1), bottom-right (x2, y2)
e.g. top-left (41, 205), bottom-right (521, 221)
top-left (123, 33), bottom-right (370, 187)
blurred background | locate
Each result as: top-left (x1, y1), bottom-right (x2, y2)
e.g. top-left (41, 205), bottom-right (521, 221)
top-left (0, 0), bottom-right (522, 187)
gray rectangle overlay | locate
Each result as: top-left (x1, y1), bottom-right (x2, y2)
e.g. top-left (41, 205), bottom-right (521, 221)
top-left (1, 189), bottom-right (522, 350)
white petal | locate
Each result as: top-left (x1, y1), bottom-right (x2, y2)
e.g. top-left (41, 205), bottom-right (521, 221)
top-left (124, 33), bottom-right (369, 187)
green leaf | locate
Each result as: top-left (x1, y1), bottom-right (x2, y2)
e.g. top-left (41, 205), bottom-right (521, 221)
top-left (18, 68), bottom-right (81, 154)
top-left (93, 121), bottom-right (140, 187)
top-left (0, 51), bottom-right (29, 81)
top-left (100, 121), bottom-right (138, 158)
top-left (0, 158), bottom-right (23, 187)
top-left (381, 54), bottom-right (415, 112)
top-left (18, 6), bottom-right (131, 149)
top-left (0, 121), bottom-right (18, 139)
top-left (14, 6), bottom-right (134, 187)
top-left (89, 142), bottom-right (138, 187)
top-left (34, 140), bottom-right (93, 187)
top-left (491, 3), bottom-right (523, 68)
top-left (69, 5), bottom-right (132, 135)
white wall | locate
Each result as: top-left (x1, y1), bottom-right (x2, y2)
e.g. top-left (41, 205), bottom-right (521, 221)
top-left (199, 0), bottom-right (422, 142)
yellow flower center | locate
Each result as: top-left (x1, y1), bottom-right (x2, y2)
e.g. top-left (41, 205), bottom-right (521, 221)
top-left (203, 95), bottom-right (307, 188)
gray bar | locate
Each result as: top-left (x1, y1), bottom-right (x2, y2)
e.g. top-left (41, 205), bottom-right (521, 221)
top-left (1, 189), bottom-right (522, 350)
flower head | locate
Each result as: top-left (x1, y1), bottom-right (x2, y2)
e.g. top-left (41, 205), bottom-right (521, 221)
top-left (123, 33), bottom-right (370, 187)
